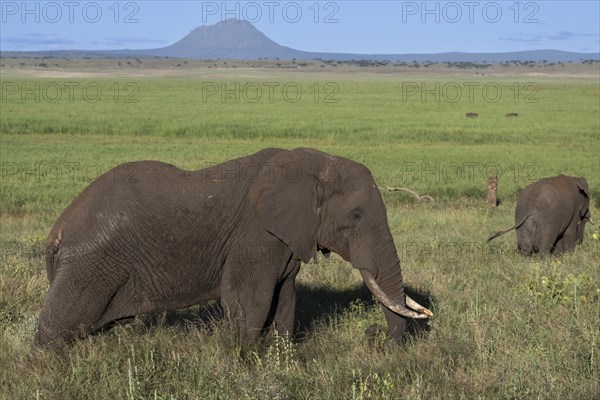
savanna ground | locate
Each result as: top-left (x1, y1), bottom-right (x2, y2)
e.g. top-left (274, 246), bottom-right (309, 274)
top-left (1, 59), bottom-right (599, 399)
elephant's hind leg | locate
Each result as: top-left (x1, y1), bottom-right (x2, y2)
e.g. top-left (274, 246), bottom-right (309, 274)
top-left (516, 228), bottom-right (534, 256)
top-left (537, 228), bottom-right (561, 256)
top-left (36, 271), bottom-right (119, 347)
top-left (518, 241), bottom-right (534, 256)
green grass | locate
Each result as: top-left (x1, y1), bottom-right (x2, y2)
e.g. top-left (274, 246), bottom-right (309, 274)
top-left (1, 67), bottom-right (599, 399)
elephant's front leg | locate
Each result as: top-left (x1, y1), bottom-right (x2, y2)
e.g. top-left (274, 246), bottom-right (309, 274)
top-left (272, 261), bottom-right (301, 337)
top-left (220, 258), bottom-right (280, 340)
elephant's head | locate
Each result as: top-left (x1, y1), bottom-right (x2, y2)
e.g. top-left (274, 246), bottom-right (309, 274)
top-left (574, 176), bottom-right (591, 244)
top-left (250, 148), bottom-right (431, 341)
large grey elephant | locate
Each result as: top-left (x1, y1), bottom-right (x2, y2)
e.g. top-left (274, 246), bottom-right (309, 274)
top-left (37, 148), bottom-right (432, 347)
top-left (487, 175), bottom-right (591, 255)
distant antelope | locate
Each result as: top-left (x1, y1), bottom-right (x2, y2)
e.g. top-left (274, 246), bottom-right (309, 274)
top-left (466, 112), bottom-right (478, 118)
top-left (505, 112), bottom-right (518, 118)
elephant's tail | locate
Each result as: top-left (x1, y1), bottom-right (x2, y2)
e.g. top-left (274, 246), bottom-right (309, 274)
top-left (44, 229), bottom-right (62, 284)
top-left (487, 215), bottom-right (531, 243)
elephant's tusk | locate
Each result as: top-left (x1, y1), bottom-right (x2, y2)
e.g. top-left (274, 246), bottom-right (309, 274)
top-left (406, 295), bottom-right (434, 316)
top-left (360, 270), bottom-right (432, 319)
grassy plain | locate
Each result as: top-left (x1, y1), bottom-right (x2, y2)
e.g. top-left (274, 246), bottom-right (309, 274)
top-left (1, 59), bottom-right (599, 399)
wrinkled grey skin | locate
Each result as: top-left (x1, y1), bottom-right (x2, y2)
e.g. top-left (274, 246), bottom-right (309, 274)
top-left (37, 148), bottom-right (427, 347)
top-left (488, 175), bottom-right (591, 255)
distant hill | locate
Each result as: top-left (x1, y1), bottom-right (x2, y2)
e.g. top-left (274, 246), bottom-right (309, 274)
top-left (140, 19), bottom-right (304, 59)
top-left (2, 19), bottom-right (598, 63)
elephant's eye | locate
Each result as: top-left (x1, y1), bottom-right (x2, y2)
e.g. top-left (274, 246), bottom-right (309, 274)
top-left (350, 209), bottom-right (362, 221)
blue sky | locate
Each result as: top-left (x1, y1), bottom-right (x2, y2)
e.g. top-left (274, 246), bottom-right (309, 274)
top-left (1, 1), bottom-right (599, 53)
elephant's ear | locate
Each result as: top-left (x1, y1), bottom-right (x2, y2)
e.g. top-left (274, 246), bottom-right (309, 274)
top-left (249, 149), bottom-right (329, 263)
top-left (575, 177), bottom-right (589, 198)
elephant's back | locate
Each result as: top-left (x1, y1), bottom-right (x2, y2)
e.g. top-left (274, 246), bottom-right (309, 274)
top-left (518, 175), bottom-right (576, 213)
top-left (47, 161), bottom-right (185, 250)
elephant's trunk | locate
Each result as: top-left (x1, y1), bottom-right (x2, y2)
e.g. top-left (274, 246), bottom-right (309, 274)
top-left (360, 269), bottom-right (431, 318)
top-left (352, 237), bottom-right (432, 320)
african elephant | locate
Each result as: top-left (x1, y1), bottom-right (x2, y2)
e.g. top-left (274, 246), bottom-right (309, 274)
top-left (487, 175), bottom-right (591, 255)
top-left (37, 148), bottom-right (431, 347)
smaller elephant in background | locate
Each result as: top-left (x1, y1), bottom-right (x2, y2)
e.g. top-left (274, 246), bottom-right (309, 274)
top-left (488, 175), bottom-right (591, 256)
